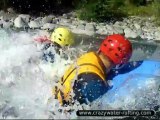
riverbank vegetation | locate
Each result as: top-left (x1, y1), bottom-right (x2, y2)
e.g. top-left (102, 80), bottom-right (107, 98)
top-left (0, 0), bottom-right (160, 23)
top-left (76, 0), bottom-right (160, 23)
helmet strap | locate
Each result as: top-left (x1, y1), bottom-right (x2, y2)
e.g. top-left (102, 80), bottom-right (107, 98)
top-left (97, 49), bottom-right (101, 54)
top-left (53, 42), bottom-right (62, 49)
top-left (52, 42), bottom-right (62, 55)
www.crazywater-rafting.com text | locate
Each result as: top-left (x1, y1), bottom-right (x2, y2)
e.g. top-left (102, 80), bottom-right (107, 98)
top-left (76, 110), bottom-right (155, 116)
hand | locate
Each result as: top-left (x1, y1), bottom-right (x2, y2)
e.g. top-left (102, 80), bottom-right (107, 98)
top-left (34, 35), bottom-right (51, 43)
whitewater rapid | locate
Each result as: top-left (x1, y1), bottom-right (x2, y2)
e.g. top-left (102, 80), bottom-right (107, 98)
top-left (0, 29), bottom-right (159, 119)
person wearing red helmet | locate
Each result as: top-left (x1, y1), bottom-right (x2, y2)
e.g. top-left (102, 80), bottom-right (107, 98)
top-left (53, 34), bottom-right (132, 106)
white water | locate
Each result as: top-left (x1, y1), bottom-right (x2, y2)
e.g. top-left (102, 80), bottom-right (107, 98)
top-left (0, 29), bottom-right (159, 119)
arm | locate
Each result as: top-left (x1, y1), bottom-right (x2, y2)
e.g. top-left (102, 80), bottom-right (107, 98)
top-left (34, 35), bottom-right (51, 43)
top-left (73, 73), bottom-right (110, 104)
top-left (41, 43), bottom-right (56, 63)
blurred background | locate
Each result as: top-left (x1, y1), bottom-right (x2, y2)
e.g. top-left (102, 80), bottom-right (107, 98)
top-left (0, 0), bottom-right (160, 23)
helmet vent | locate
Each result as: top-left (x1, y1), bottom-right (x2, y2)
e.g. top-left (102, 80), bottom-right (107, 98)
top-left (58, 38), bottom-right (62, 41)
top-left (118, 47), bottom-right (122, 52)
top-left (103, 44), bottom-right (107, 47)
top-left (59, 34), bottom-right (62, 37)
top-left (108, 39), bottom-right (112, 42)
top-left (115, 53), bottom-right (119, 58)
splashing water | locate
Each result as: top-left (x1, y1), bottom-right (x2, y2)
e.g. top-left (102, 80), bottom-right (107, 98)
top-left (0, 29), bottom-right (75, 119)
top-left (0, 29), bottom-right (160, 119)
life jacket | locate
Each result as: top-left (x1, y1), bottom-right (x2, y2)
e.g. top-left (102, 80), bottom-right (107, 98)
top-left (53, 52), bottom-right (107, 105)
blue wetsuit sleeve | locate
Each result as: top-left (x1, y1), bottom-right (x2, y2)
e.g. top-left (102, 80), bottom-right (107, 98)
top-left (43, 43), bottom-right (51, 50)
top-left (73, 73), bottom-right (109, 104)
top-left (42, 43), bottom-right (55, 63)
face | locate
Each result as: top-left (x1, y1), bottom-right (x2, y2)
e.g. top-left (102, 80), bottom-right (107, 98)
top-left (98, 52), bottom-right (115, 73)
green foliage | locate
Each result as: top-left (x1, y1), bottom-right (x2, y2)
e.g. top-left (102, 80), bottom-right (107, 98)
top-left (75, 0), bottom-right (160, 23)
top-left (125, 0), bottom-right (147, 6)
top-left (76, 0), bottom-right (126, 22)
top-left (0, 0), bottom-right (160, 24)
top-left (0, 0), bottom-right (9, 10)
top-left (119, 0), bottom-right (159, 16)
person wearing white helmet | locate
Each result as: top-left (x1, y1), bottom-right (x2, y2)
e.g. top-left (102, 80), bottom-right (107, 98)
top-left (34, 27), bottom-right (74, 63)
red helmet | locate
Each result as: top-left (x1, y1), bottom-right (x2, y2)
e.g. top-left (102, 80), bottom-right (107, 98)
top-left (99, 34), bottom-right (132, 65)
